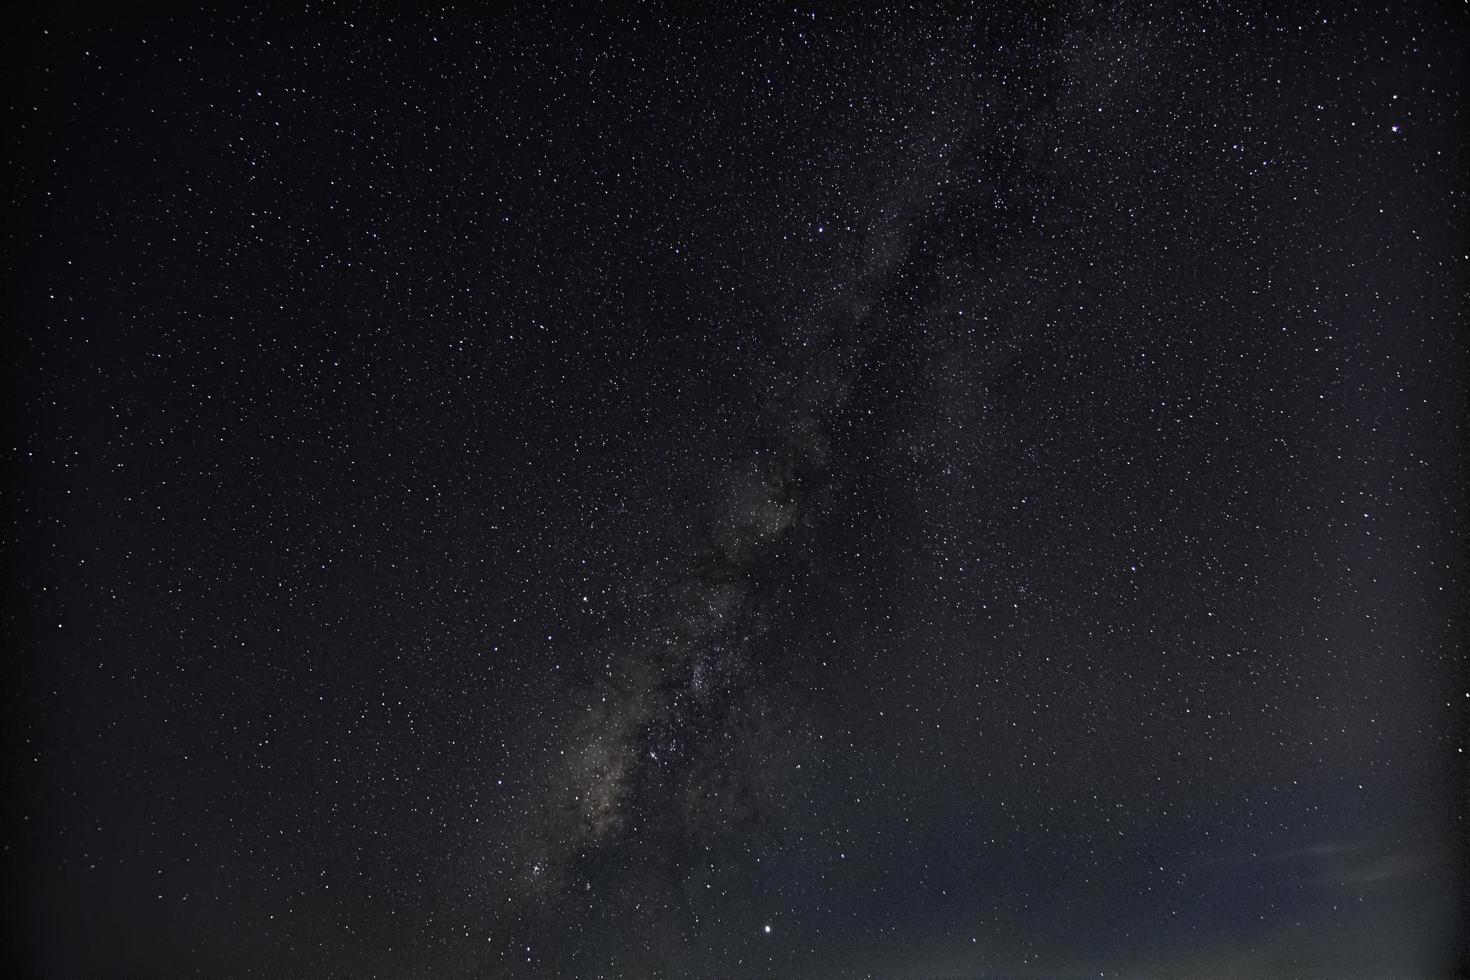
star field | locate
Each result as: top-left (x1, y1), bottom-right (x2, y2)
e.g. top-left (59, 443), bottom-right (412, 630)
top-left (3, 4), bottom-right (1466, 979)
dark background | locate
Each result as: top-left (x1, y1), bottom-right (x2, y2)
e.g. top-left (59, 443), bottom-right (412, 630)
top-left (4, 4), bottom-right (1466, 978)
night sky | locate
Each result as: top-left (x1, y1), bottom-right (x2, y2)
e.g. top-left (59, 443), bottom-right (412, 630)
top-left (4, 4), bottom-right (1467, 979)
